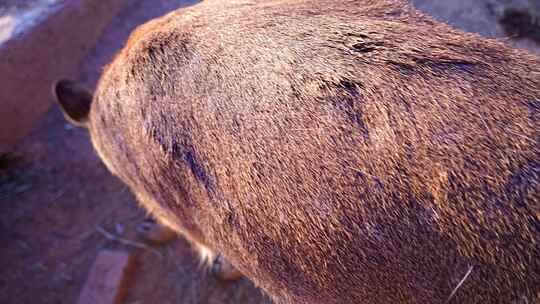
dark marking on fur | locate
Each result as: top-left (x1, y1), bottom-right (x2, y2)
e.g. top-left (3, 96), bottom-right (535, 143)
top-left (505, 160), bottom-right (540, 209)
top-left (524, 99), bottom-right (540, 120)
top-left (351, 41), bottom-right (384, 53)
top-left (336, 80), bottom-right (370, 141)
top-left (345, 32), bottom-right (369, 39)
top-left (174, 143), bottom-right (215, 195)
top-left (389, 58), bottom-right (476, 74)
top-left (412, 58), bottom-right (476, 73)
top-left (144, 116), bottom-right (216, 196)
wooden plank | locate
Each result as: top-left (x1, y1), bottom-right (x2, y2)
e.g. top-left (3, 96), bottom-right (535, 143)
top-left (77, 250), bottom-right (135, 304)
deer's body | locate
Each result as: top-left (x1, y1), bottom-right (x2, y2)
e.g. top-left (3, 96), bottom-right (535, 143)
top-left (54, 1), bottom-right (540, 303)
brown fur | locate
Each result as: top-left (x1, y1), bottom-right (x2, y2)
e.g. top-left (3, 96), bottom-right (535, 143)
top-left (55, 0), bottom-right (540, 303)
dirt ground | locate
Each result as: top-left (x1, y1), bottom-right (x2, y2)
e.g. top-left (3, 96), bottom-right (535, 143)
top-left (0, 1), bottom-right (539, 304)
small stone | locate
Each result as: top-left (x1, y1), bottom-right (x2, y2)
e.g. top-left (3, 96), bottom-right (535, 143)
top-left (77, 250), bottom-right (135, 304)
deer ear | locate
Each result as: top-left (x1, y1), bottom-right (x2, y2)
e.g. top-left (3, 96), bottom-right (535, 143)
top-left (52, 79), bottom-right (93, 127)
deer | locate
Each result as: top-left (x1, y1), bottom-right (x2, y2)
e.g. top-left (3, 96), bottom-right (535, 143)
top-left (53, 0), bottom-right (540, 303)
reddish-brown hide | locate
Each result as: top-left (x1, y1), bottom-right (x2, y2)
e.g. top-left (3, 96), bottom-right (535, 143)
top-left (54, 1), bottom-right (540, 303)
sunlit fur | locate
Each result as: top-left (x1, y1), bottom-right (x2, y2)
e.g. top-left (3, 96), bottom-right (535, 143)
top-left (73, 0), bottom-right (539, 303)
